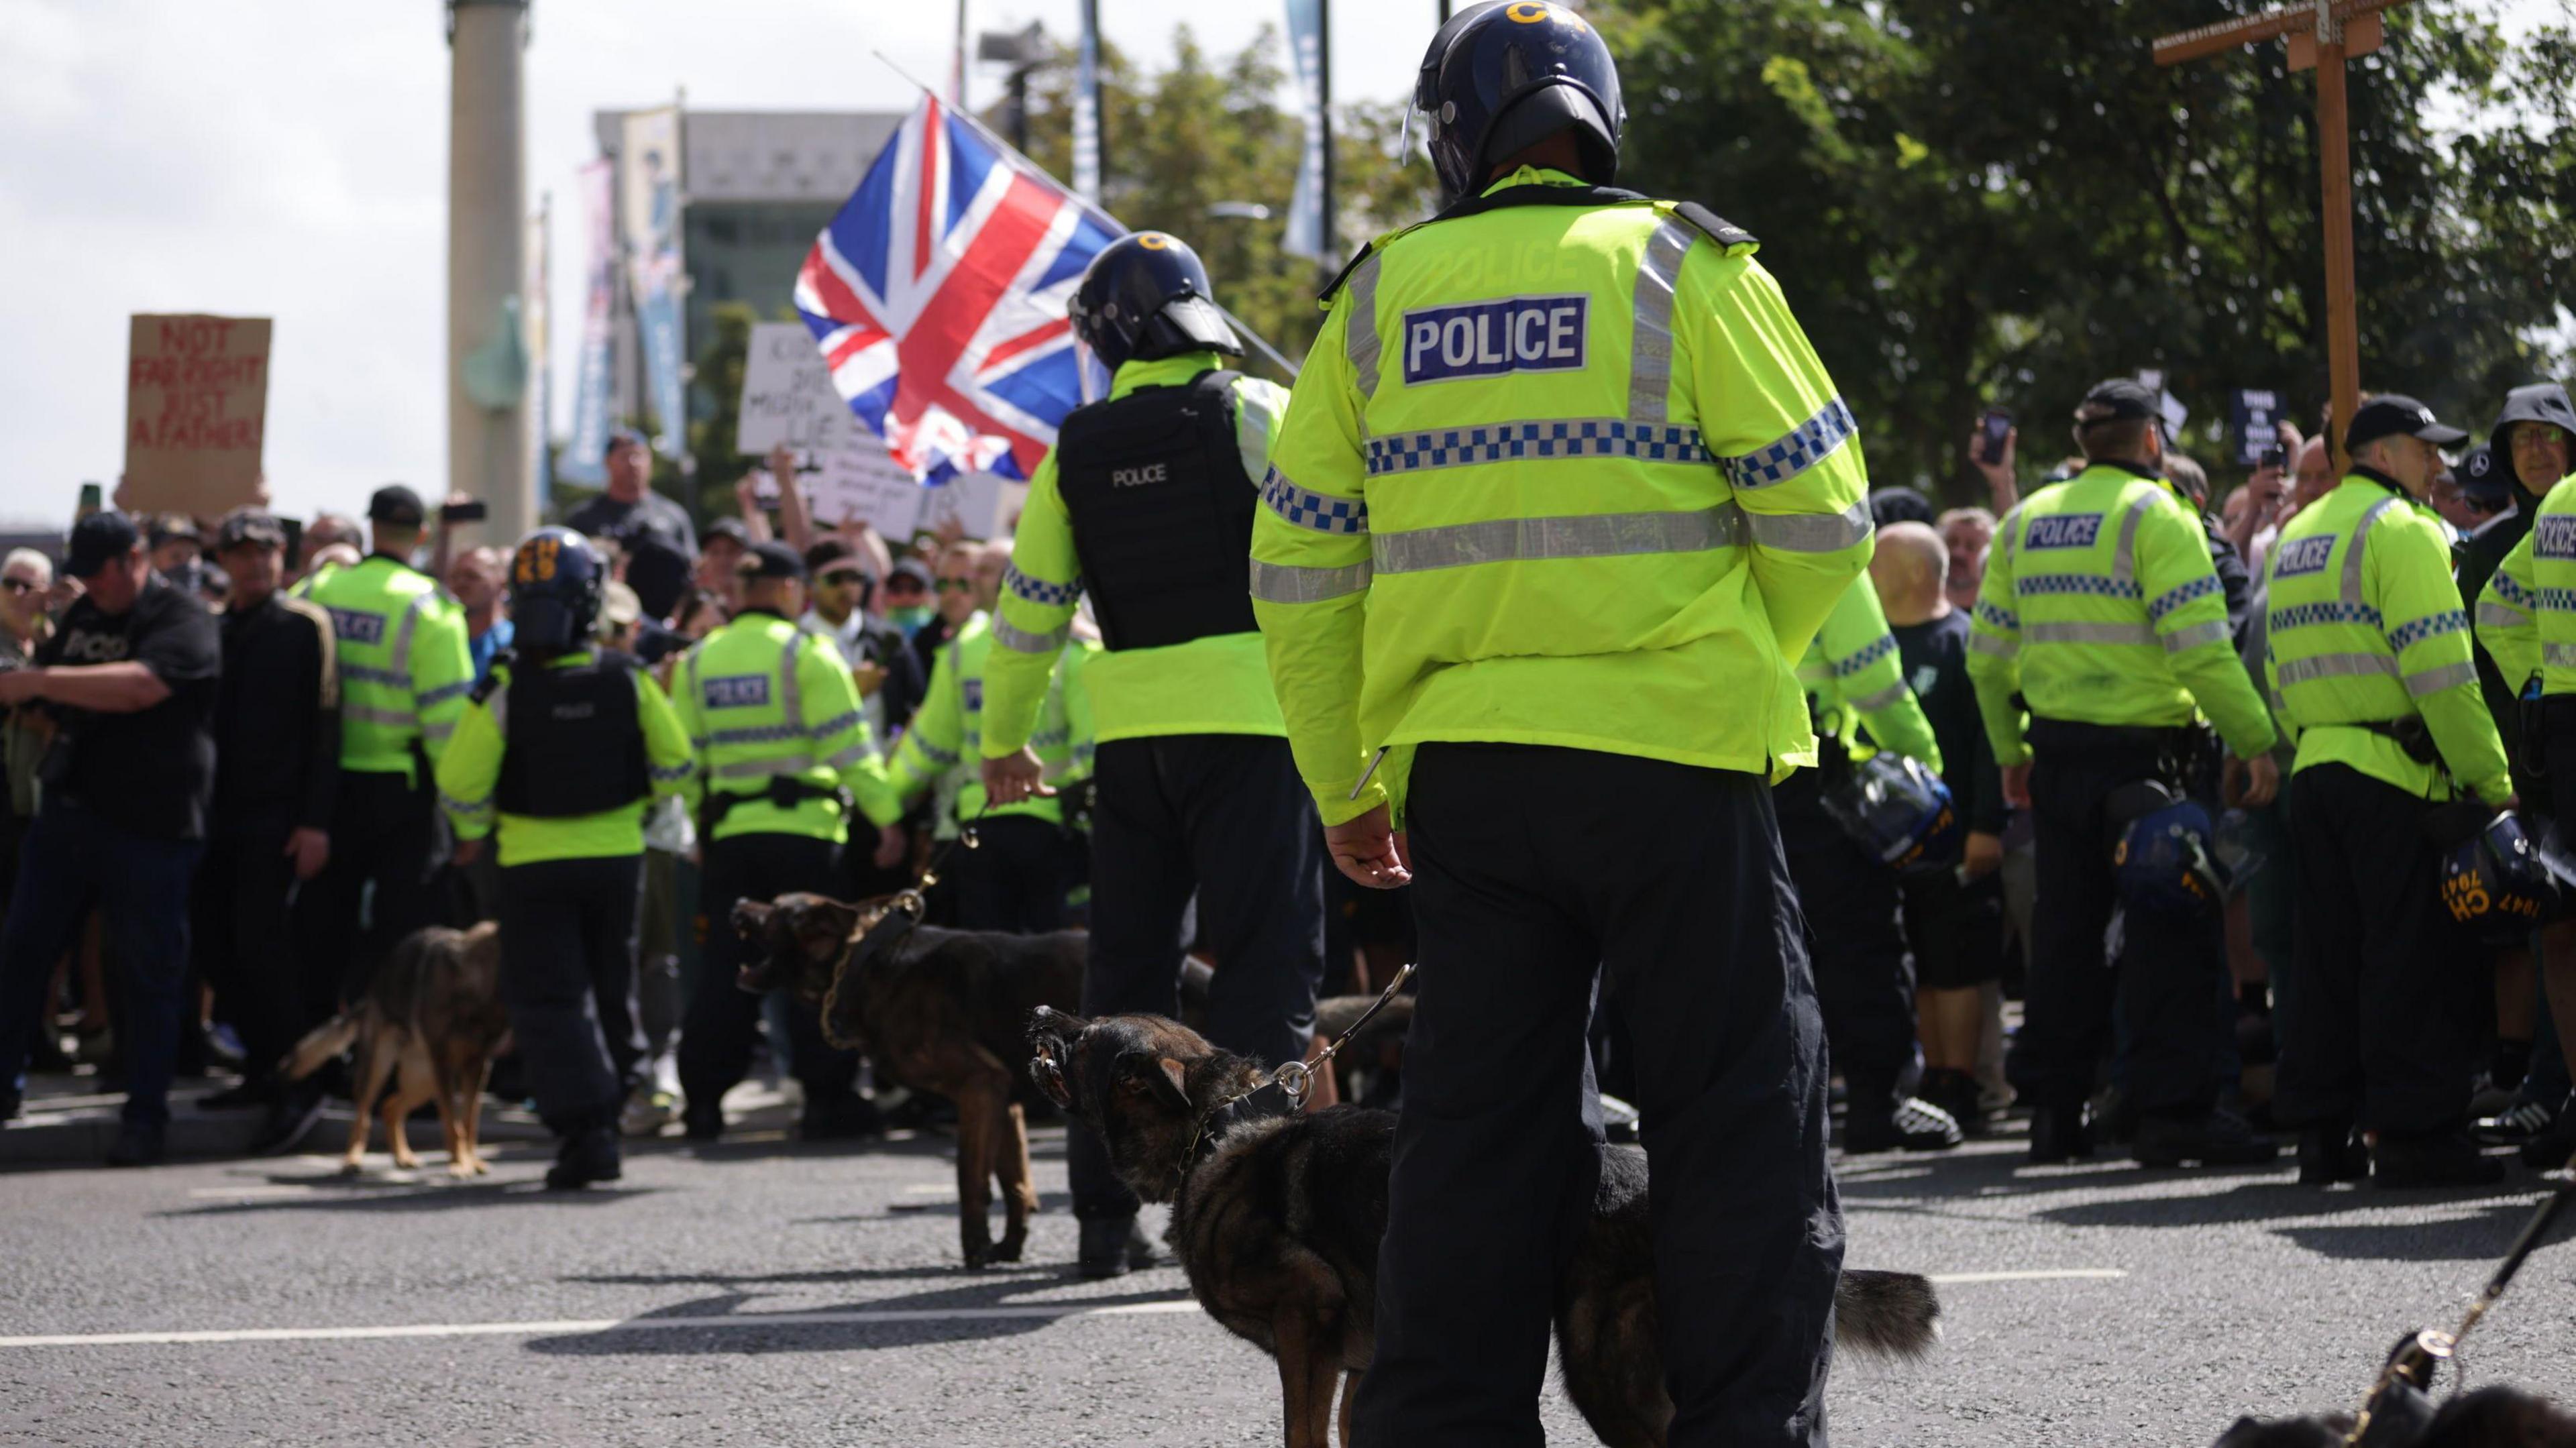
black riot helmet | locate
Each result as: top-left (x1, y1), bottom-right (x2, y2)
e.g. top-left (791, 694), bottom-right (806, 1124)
top-left (1069, 231), bottom-right (1243, 372)
top-left (508, 526), bottom-right (606, 656)
top-left (1413, 1), bottom-right (1626, 204)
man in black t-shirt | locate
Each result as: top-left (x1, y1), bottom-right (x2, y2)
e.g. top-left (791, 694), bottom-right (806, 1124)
top-left (0, 512), bottom-right (219, 1164)
top-left (566, 429), bottom-right (697, 561)
top-left (1872, 522), bottom-right (2006, 1134)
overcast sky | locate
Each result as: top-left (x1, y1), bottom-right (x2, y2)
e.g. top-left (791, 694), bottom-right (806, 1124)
top-left (0, 0), bottom-right (2563, 526)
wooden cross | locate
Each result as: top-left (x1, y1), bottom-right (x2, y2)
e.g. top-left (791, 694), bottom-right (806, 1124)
top-left (2154, 0), bottom-right (2413, 459)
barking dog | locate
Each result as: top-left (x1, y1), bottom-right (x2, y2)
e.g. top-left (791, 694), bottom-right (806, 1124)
top-left (2213, 1384), bottom-right (2576, 1447)
top-left (733, 892), bottom-right (1085, 1269)
top-left (1028, 1007), bottom-right (1941, 1448)
top-left (282, 921), bottom-right (511, 1178)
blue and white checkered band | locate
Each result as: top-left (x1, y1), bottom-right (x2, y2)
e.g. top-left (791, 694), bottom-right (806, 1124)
top-left (1362, 421), bottom-right (1707, 478)
top-left (963, 679), bottom-right (983, 712)
top-left (703, 674), bottom-right (772, 710)
top-left (2538, 516), bottom-right (2576, 561)
top-left (1003, 564), bottom-right (1080, 608)
top-left (1260, 469), bottom-right (1369, 533)
top-left (2273, 534), bottom-right (2337, 577)
top-left (1717, 399), bottom-right (1859, 491)
top-left (1399, 295), bottom-right (1589, 386)
top-left (328, 607), bottom-right (385, 645)
top-left (2023, 514), bottom-right (2104, 549)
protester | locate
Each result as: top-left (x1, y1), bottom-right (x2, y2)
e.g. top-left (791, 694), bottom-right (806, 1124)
top-left (0, 512), bottom-right (219, 1165)
top-left (194, 508), bottom-right (338, 1153)
top-left (148, 516), bottom-right (206, 598)
top-left (566, 429), bottom-right (697, 561)
top-left (0, 550), bottom-right (54, 891)
top-left (1936, 506), bottom-right (1996, 616)
top-left (695, 517), bottom-right (751, 610)
top-left (447, 546), bottom-right (513, 683)
top-left (799, 538), bottom-right (924, 740)
top-left (880, 557), bottom-right (935, 641)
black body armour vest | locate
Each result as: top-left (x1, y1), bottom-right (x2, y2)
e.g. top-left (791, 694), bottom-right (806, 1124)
top-left (494, 651), bottom-right (651, 818)
top-left (1055, 369), bottom-right (1258, 652)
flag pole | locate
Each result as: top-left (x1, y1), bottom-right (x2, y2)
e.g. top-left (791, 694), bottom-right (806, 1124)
top-left (869, 50), bottom-right (1302, 380)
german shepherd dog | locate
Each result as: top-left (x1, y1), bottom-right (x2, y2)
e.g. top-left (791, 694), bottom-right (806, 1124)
top-left (733, 892), bottom-right (1085, 1269)
top-left (1027, 1008), bottom-right (1942, 1448)
top-left (2213, 1386), bottom-right (2576, 1447)
top-left (282, 921), bottom-right (511, 1178)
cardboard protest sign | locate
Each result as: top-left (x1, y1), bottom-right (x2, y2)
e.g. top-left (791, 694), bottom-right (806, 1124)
top-left (738, 322), bottom-right (851, 457)
top-left (123, 314), bottom-right (271, 515)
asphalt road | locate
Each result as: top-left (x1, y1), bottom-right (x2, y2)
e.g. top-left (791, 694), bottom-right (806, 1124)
top-left (2, 1120), bottom-right (2571, 1447)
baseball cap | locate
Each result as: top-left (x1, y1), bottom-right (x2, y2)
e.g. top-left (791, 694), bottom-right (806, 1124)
top-left (704, 516), bottom-right (753, 549)
top-left (2345, 394), bottom-right (2468, 454)
top-left (739, 540), bottom-right (807, 581)
top-left (605, 427), bottom-right (649, 451)
top-left (147, 515), bottom-right (201, 549)
top-left (1869, 486), bottom-right (1936, 528)
top-left (887, 557), bottom-right (934, 591)
top-left (2074, 378), bottom-right (2160, 426)
top-left (65, 511), bottom-right (141, 579)
top-left (368, 484), bottom-right (427, 527)
top-left (600, 579), bottom-right (642, 628)
top-left (2456, 444), bottom-right (2511, 509)
top-left (215, 507), bottom-right (287, 551)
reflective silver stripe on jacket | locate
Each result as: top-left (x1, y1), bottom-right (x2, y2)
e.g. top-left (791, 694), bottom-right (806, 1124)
top-left (2546, 643), bottom-right (2576, 670)
top-left (824, 742), bottom-right (875, 771)
top-left (2161, 620), bottom-right (2231, 653)
top-left (1969, 632), bottom-right (2020, 659)
top-left (2346, 496), bottom-right (2402, 604)
top-left (1371, 504), bottom-right (1746, 576)
top-left (1344, 251), bottom-right (1384, 407)
top-left (2276, 652), bottom-right (2398, 687)
top-left (1249, 557), bottom-right (1374, 604)
top-left (418, 680), bottom-right (473, 709)
top-left (345, 706), bottom-right (419, 729)
top-left (484, 682), bottom-right (510, 736)
top-left (1717, 398), bottom-right (1859, 492)
top-left (1743, 500), bottom-right (1872, 555)
top-left (1847, 680), bottom-right (1909, 714)
top-left (2110, 491), bottom-right (2159, 584)
top-left (389, 593), bottom-right (432, 677)
top-left (341, 663), bottom-right (407, 688)
top-left (1627, 217), bottom-right (1694, 425)
top-left (2479, 602), bottom-right (2533, 630)
top-left (777, 635), bottom-right (804, 736)
top-left (994, 616), bottom-right (1070, 654)
top-left (2025, 621), bottom-right (2157, 647)
top-left (2404, 661), bottom-right (2477, 697)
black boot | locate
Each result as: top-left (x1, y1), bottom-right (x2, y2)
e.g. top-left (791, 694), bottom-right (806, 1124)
top-left (105, 1119), bottom-right (166, 1168)
top-left (545, 1125), bottom-right (623, 1190)
top-left (2296, 1122), bottom-right (2369, 1185)
top-left (800, 1093), bottom-right (886, 1141)
top-left (2029, 1102), bottom-right (2092, 1164)
top-left (1077, 1216), bottom-right (1158, 1280)
top-left (2373, 1129), bottom-right (2504, 1189)
top-left (2519, 1115), bottom-right (2576, 1172)
top-left (2132, 1107), bottom-right (2279, 1168)
top-left (1923, 1068), bottom-right (1986, 1137)
top-left (1845, 1095), bottom-right (1963, 1154)
top-left (682, 1102), bottom-right (724, 1141)
top-left (246, 1081), bottom-right (328, 1156)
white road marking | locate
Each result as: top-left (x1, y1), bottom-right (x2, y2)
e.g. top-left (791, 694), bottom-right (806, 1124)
top-left (0, 1270), bottom-right (2125, 1349)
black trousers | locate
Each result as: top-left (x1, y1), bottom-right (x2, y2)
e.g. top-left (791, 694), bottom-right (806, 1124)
top-left (498, 854), bottom-right (645, 1135)
top-left (950, 814), bottom-right (1070, 933)
top-left (1775, 772), bottom-right (1917, 1109)
top-left (1067, 734), bottom-right (1325, 1221)
top-left (2278, 764), bottom-right (2479, 1134)
top-left (677, 832), bottom-right (859, 1113)
top-left (193, 827), bottom-right (304, 1091)
top-left (1352, 744), bottom-right (1839, 1448)
top-left (294, 770), bottom-right (443, 1018)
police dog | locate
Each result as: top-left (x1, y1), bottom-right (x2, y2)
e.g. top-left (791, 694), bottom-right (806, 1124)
top-left (733, 892), bottom-right (1086, 1269)
top-left (1028, 1009), bottom-right (1942, 1448)
top-left (2212, 1386), bottom-right (2576, 1447)
top-left (282, 921), bottom-right (511, 1178)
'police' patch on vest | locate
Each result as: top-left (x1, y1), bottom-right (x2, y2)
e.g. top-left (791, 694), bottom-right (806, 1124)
top-left (2538, 516), bottom-right (2576, 560)
top-left (2273, 534), bottom-right (2337, 577)
top-left (1110, 462), bottom-right (1169, 489)
top-left (963, 679), bottom-right (983, 712)
top-left (1400, 295), bottom-right (1588, 386)
top-left (328, 607), bottom-right (384, 645)
top-left (703, 674), bottom-right (771, 710)
top-left (2024, 514), bottom-right (2104, 550)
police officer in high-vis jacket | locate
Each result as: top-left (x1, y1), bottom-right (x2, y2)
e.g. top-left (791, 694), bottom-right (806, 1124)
top-left (1250, 5), bottom-right (1866, 1439)
top-left (979, 229), bottom-right (1327, 1281)
top-left (1782, 576), bottom-right (1960, 1154)
top-left (295, 486), bottom-right (474, 1008)
top-left (2267, 398), bottom-right (2509, 1190)
top-left (435, 528), bottom-right (694, 1188)
top-left (1968, 380), bottom-right (2281, 1169)
top-left (671, 541), bottom-right (906, 1142)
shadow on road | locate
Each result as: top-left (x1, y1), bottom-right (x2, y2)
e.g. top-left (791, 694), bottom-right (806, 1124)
top-left (160, 1176), bottom-right (658, 1217)
top-left (521, 1278), bottom-right (1194, 1355)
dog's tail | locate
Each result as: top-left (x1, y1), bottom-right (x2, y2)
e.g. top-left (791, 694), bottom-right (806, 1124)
top-left (280, 1011), bottom-right (360, 1083)
top-left (1833, 1270), bottom-right (1940, 1359)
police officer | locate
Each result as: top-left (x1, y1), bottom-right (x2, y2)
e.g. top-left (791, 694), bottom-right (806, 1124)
top-left (1249, 5), bottom-right (1864, 1438)
top-left (889, 563), bottom-right (1095, 932)
top-left (1967, 380), bottom-right (2282, 1168)
top-left (2263, 398), bottom-right (2508, 1188)
top-left (295, 486), bottom-right (475, 1012)
top-left (978, 228), bottom-right (1327, 1280)
top-left (672, 541), bottom-right (906, 1142)
top-left (434, 528), bottom-right (692, 1188)
top-left (1782, 575), bottom-right (1961, 1153)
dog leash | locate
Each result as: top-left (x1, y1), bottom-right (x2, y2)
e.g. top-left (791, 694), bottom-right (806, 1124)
top-left (2343, 1148), bottom-right (2576, 1444)
top-left (851, 803), bottom-right (994, 958)
top-left (1175, 960), bottom-right (1417, 1169)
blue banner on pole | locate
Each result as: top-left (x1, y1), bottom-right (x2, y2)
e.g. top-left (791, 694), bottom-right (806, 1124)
top-left (1282, 0), bottom-right (1328, 260)
top-left (1073, 0), bottom-right (1103, 203)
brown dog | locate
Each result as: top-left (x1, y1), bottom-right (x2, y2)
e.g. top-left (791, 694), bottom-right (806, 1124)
top-left (1029, 1007), bottom-right (1941, 1448)
top-left (733, 892), bottom-right (1085, 1268)
top-left (282, 921), bottom-right (511, 1178)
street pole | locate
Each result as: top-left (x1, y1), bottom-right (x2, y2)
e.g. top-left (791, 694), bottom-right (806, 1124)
top-left (2313, 0), bottom-right (2360, 464)
top-left (1318, 0), bottom-right (1335, 264)
top-left (446, 0), bottom-right (534, 539)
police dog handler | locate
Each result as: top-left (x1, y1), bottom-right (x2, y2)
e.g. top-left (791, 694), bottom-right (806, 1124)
top-left (1252, 4), bottom-right (1872, 1441)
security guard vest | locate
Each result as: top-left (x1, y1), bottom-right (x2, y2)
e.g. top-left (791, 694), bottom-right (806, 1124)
top-left (1247, 168), bottom-right (1876, 823)
top-left (890, 613), bottom-right (1095, 837)
top-left (677, 610), bottom-right (900, 845)
top-left (297, 553), bottom-right (474, 781)
top-left (1965, 461), bottom-right (2275, 767)
top-left (2478, 478), bottom-right (2576, 704)
top-left (492, 651), bottom-right (650, 817)
top-left (1056, 370), bottom-right (1258, 651)
top-left (1796, 577), bottom-right (1941, 773)
top-left (2266, 474), bottom-right (2509, 803)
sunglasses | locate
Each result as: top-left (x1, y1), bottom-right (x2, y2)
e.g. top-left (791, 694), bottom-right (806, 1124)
top-left (0, 577), bottom-right (34, 595)
top-left (818, 569), bottom-right (865, 587)
top-left (934, 577), bottom-right (975, 593)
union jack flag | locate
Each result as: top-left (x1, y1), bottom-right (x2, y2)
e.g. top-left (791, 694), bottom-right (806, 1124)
top-left (795, 96), bottom-right (1122, 484)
